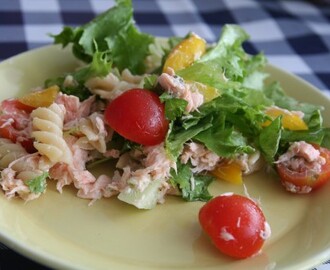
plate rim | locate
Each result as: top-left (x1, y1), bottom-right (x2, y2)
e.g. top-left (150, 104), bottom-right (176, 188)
top-left (0, 44), bottom-right (330, 270)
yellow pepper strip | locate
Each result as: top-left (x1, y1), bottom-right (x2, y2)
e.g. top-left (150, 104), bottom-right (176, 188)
top-left (19, 85), bottom-right (60, 108)
top-left (187, 81), bottom-right (220, 103)
top-left (211, 161), bottom-right (243, 185)
top-left (263, 107), bottom-right (308, 131)
top-left (163, 33), bottom-right (206, 73)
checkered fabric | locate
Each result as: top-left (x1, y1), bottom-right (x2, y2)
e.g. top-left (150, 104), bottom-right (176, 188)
top-left (0, 0), bottom-right (330, 269)
top-left (0, 0), bottom-right (330, 95)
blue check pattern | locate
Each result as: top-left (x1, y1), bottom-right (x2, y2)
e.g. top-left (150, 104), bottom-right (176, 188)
top-left (0, 0), bottom-right (330, 269)
top-left (0, 0), bottom-right (330, 95)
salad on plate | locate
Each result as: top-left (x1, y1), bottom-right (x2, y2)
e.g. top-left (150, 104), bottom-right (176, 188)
top-left (0, 0), bottom-right (330, 259)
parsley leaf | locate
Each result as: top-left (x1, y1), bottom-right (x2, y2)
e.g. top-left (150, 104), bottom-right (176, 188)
top-left (25, 172), bottom-right (49, 194)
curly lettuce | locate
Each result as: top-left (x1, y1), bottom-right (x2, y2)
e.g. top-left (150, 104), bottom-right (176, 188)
top-left (52, 0), bottom-right (154, 75)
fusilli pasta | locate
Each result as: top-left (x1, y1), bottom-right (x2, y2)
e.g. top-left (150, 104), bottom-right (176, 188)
top-left (0, 138), bottom-right (27, 169)
top-left (85, 69), bottom-right (143, 100)
top-left (77, 113), bottom-right (108, 153)
top-left (0, 154), bottom-right (50, 201)
top-left (31, 103), bottom-right (73, 165)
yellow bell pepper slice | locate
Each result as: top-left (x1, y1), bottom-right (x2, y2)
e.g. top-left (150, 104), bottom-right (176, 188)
top-left (187, 81), bottom-right (220, 103)
top-left (263, 107), bottom-right (308, 131)
top-left (19, 85), bottom-right (60, 108)
top-left (211, 161), bottom-right (243, 185)
top-left (163, 33), bottom-right (206, 73)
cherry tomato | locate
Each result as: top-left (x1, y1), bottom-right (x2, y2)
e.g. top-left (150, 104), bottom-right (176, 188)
top-left (104, 89), bottom-right (169, 146)
top-left (276, 144), bottom-right (330, 193)
top-left (0, 115), bottom-right (17, 142)
top-left (0, 99), bottom-right (36, 153)
top-left (199, 194), bottom-right (270, 259)
top-left (1, 99), bottom-right (35, 114)
top-left (18, 138), bottom-right (36, 154)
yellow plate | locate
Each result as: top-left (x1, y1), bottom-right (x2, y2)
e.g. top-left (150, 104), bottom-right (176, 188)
top-left (0, 45), bottom-right (330, 270)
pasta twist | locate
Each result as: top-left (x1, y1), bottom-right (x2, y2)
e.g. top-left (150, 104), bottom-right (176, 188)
top-left (77, 113), bottom-right (108, 153)
top-left (0, 153), bottom-right (50, 201)
top-left (11, 155), bottom-right (48, 181)
top-left (0, 138), bottom-right (27, 169)
top-left (31, 103), bottom-right (73, 165)
top-left (85, 69), bottom-right (143, 100)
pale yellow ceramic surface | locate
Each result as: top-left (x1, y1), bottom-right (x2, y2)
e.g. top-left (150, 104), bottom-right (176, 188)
top-left (0, 45), bottom-right (330, 270)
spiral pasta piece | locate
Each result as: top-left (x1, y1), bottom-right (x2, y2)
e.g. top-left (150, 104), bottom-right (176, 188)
top-left (0, 153), bottom-right (50, 201)
top-left (0, 138), bottom-right (28, 169)
top-left (85, 69), bottom-right (143, 100)
top-left (77, 113), bottom-right (108, 153)
top-left (31, 103), bottom-right (73, 165)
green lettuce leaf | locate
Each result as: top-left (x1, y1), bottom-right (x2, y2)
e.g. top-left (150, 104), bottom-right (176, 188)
top-left (195, 123), bottom-right (255, 158)
top-left (160, 93), bottom-right (188, 120)
top-left (170, 162), bottom-right (213, 202)
top-left (264, 82), bottom-right (323, 121)
top-left (165, 92), bottom-right (267, 161)
top-left (196, 93), bottom-right (267, 136)
top-left (281, 129), bottom-right (325, 146)
top-left (143, 74), bottom-right (159, 90)
top-left (45, 51), bottom-right (112, 100)
top-left (109, 24), bottom-right (154, 74)
top-left (258, 116), bottom-right (282, 163)
top-left (25, 172), bottom-right (49, 194)
top-left (52, 0), bottom-right (154, 74)
top-left (176, 24), bottom-right (267, 90)
top-left (321, 128), bottom-right (330, 149)
top-left (242, 53), bottom-right (268, 90)
top-left (165, 117), bottom-right (213, 161)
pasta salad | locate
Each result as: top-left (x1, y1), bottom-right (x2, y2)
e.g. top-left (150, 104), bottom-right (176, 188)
top-left (0, 0), bottom-right (330, 211)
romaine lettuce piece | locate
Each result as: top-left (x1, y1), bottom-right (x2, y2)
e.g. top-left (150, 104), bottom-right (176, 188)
top-left (118, 178), bottom-right (163, 209)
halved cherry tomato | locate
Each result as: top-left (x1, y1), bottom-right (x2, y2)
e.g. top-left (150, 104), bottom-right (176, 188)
top-left (0, 115), bottom-right (17, 142)
top-left (276, 144), bottom-right (330, 193)
top-left (0, 115), bottom-right (36, 153)
top-left (19, 138), bottom-right (36, 153)
top-left (1, 99), bottom-right (35, 114)
top-left (199, 194), bottom-right (270, 259)
top-left (0, 99), bottom-right (36, 153)
top-left (104, 89), bottom-right (169, 146)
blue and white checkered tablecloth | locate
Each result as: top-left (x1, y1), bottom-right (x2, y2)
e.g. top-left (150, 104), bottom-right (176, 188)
top-left (0, 0), bottom-right (330, 269)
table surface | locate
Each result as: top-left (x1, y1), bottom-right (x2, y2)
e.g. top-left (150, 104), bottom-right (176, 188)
top-left (0, 0), bottom-right (330, 269)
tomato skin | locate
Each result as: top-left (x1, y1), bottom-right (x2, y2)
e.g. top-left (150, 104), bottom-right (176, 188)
top-left (0, 116), bottom-right (36, 153)
top-left (13, 100), bottom-right (35, 113)
top-left (1, 99), bottom-right (35, 114)
top-left (199, 194), bottom-right (268, 259)
top-left (0, 115), bottom-right (17, 142)
top-left (104, 89), bottom-right (169, 146)
top-left (0, 99), bottom-right (36, 153)
top-left (276, 145), bottom-right (330, 193)
top-left (19, 138), bottom-right (36, 154)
